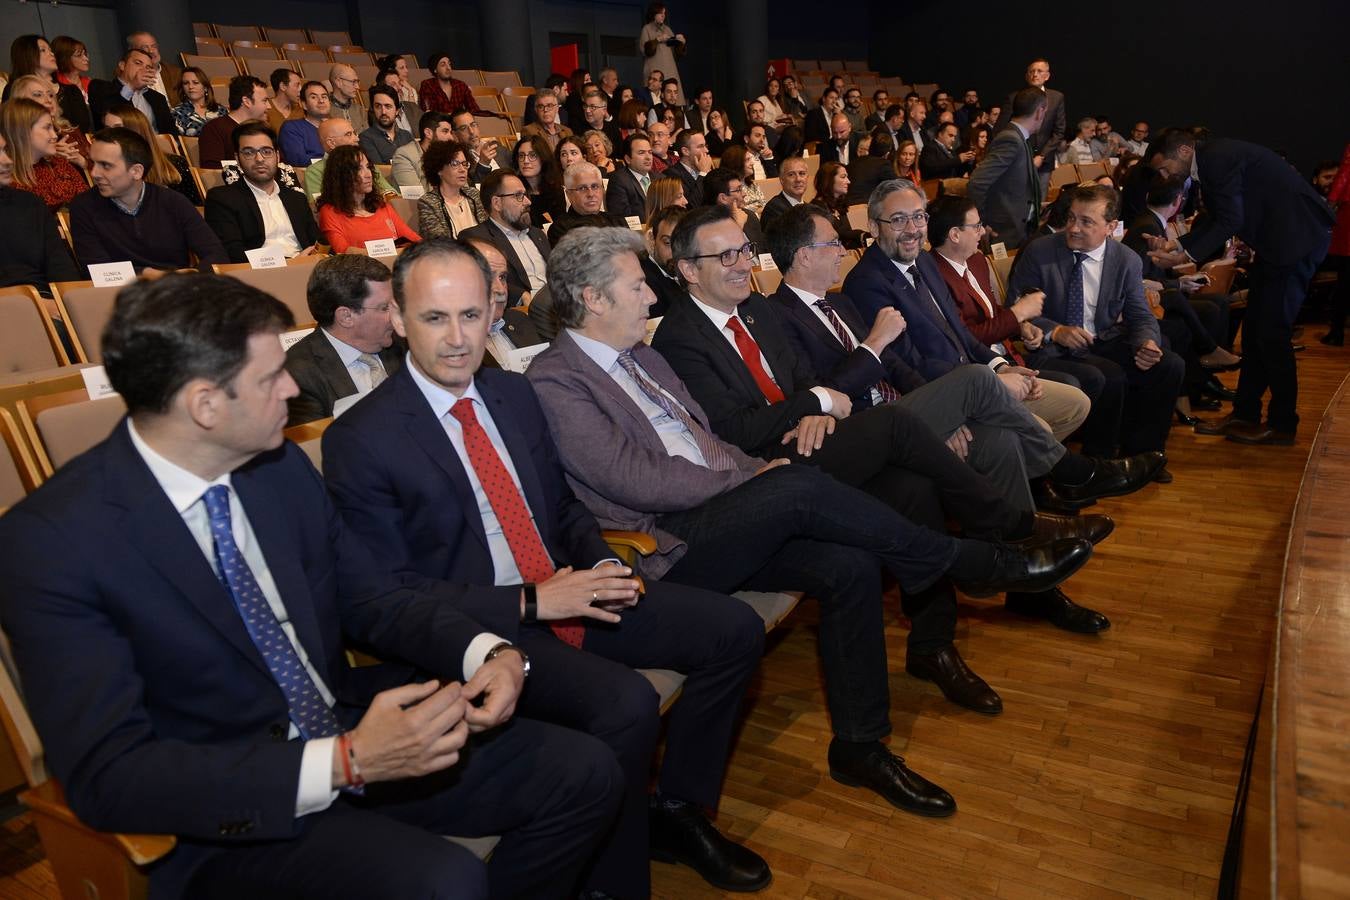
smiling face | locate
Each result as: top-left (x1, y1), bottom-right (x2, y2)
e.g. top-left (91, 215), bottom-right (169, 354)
top-left (1065, 197), bottom-right (1113, 252)
top-left (677, 218), bottom-right (753, 311)
top-left (14, 79), bottom-right (59, 117)
top-left (29, 113), bottom-right (58, 160)
top-left (394, 253), bottom-right (491, 397)
top-left (871, 186), bottom-right (927, 263)
top-left (780, 158), bottom-right (808, 200)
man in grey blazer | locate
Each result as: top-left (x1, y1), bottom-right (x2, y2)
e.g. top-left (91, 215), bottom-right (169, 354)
top-left (993, 58), bottom-right (1067, 178)
top-left (1009, 185), bottom-right (1184, 462)
top-left (285, 255), bottom-right (404, 425)
top-left (969, 87), bottom-right (1047, 251)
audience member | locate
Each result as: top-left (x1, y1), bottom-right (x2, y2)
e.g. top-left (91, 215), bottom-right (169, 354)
top-left (124, 31), bottom-right (179, 104)
top-left (52, 35), bottom-right (94, 131)
top-left (803, 86), bottom-right (840, 143)
top-left (582, 129), bottom-right (617, 174)
top-left (5, 35), bottom-right (91, 133)
top-left (761, 154), bottom-right (809, 233)
top-left (1093, 116), bottom-right (1127, 159)
top-left (392, 111), bottom-right (453, 190)
top-left (640, 203), bottom-right (689, 315)
top-left (285, 253), bottom-right (403, 424)
top-left (616, 98), bottom-right (650, 137)
top-left (637, 68), bottom-right (663, 108)
top-left (953, 89), bottom-right (981, 128)
top-left (921, 121), bottom-right (976, 179)
top-left (662, 129), bottom-right (710, 205)
top-left (416, 139), bottom-right (486, 238)
top-left (847, 132), bottom-right (893, 204)
top-left (995, 58), bottom-right (1066, 177)
top-left (968, 87), bottom-right (1047, 250)
top-left (811, 161), bottom-right (863, 249)
top-left (864, 90), bottom-right (890, 132)
top-left (778, 75), bottom-right (809, 122)
top-left (265, 68), bottom-right (304, 134)
top-left (702, 107), bottom-right (737, 157)
top-left (371, 67), bottom-right (421, 136)
top-left (744, 100), bottom-right (780, 149)
top-left (742, 123), bottom-right (778, 179)
top-left (101, 103), bottom-right (200, 206)
top-left (579, 89), bottom-right (623, 148)
top-left (278, 80), bottom-right (329, 165)
top-left (1124, 121), bottom-right (1150, 157)
top-left (197, 75), bottom-right (269, 169)
top-left (898, 100), bottom-right (927, 158)
top-left (891, 139), bottom-right (921, 185)
top-left (171, 66), bottom-right (225, 136)
top-left (419, 54), bottom-right (485, 117)
top-left (1061, 117), bottom-right (1102, 165)
top-left (89, 47), bottom-right (175, 135)
top-left (649, 77), bottom-right (694, 131)
top-left (303, 118), bottom-right (397, 202)
top-left (0, 130), bottom-right (82, 292)
top-left (376, 53), bottom-right (421, 106)
top-left (326, 64), bottom-right (362, 130)
top-left (521, 88), bottom-right (574, 151)
top-left (818, 113), bottom-right (859, 167)
top-left (702, 166), bottom-right (763, 245)
top-left (463, 237), bottom-right (545, 363)
top-left (450, 109), bottom-right (502, 183)
top-left (316, 145), bottom-right (421, 254)
top-left (719, 145), bottom-right (766, 216)
top-left (461, 169), bottom-right (553, 305)
top-left (757, 77), bottom-right (793, 126)
top-left (513, 134), bottom-right (566, 227)
top-left (10, 74), bottom-right (91, 171)
top-left (606, 132), bottom-right (655, 221)
top-left (646, 120), bottom-right (675, 173)
top-left (0, 98), bottom-right (87, 212)
top-left (359, 85), bottom-right (414, 166)
top-left (643, 170), bottom-right (688, 222)
top-left (551, 161), bottom-right (627, 245)
top-left (840, 88), bottom-right (866, 135)
top-left (204, 122), bottom-right (319, 263)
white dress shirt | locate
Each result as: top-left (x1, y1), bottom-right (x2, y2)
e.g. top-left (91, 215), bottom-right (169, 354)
top-left (245, 178), bottom-right (303, 257)
top-left (1073, 239), bottom-right (1109, 338)
top-left (321, 328), bottom-right (386, 395)
top-left (785, 283), bottom-right (885, 406)
top-left (687, 294), bottom-right (834, 413)
top-left (484, 318), bottom-right (517, 368)
top-left (891, 260), bottom-right (1007, 369)
top-left (491, 220), bottom-right (548, 291)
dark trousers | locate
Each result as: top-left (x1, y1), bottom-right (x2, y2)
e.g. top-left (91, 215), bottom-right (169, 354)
top-left (515, 583), bottom-right (764, 899)
top-left (1235, 253), bottom-right (1324, 432)
top-left (1327, 255), bottom-right (1349, 336)
top-left (184, 717), bottom-right (623, 900)
top-left (658, 464), bottom-right (963, 743)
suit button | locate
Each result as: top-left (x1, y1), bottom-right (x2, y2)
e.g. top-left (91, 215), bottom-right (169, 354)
top-left (270, 724), bottom-right (286, 741)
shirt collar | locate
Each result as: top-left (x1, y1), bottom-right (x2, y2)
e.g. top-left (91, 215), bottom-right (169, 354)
top-left (936, 249), bottom-right (967, 276)
top-left (126, 418), bottom-right (232, 515)
top-left (1012, 121), bottom-right (1031, 141)
top-left (1150, 208), bottom-right (1169, 232)
top-left (489, 316), bottom-right (507, 335)
top-left (784, 193), bottom-right (803, 206)
top-left (111, 181), bottom-right (148, 215)
top-left (566, 327), bottom-right (625, 373)
top-left (491, 217), bottom-right (528, 237)
top-left (404, 352), bottom-right (483, 420)
top-left (321, 327), bottom-right (364, 366)
top-left (688, 293), bottom-right (737, 332)
top-left (245, 176), bottom-right (279, 199)
top-left (785, 282), bottom-right (824, 307)
top-left (1074, 239), bottom-right (1109, 262)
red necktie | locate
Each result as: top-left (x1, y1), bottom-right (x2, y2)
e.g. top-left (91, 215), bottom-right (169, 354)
top-left (725, 316), bottom-right (786, 402)
top-left (449, 399), bottom-right (584, 648)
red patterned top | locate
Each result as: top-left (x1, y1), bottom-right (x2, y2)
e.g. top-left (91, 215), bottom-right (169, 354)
top-left (18, 157), bottom-right (88, 212)
top-left (417, 77), bottom-right (481, 115)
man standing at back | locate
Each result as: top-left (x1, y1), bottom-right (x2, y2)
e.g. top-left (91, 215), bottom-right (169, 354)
top-left (969, 87), bottom-right (1047, 250)
top-left (994, 58), bottom-right (1067, 180)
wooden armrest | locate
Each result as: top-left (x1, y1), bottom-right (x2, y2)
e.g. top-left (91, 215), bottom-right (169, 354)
top-left (22, 780), bottom-right (177, 866)
top-left (601, 530), bottom-right (657, 557)
top-left (1171, 262), bottom-right (1197, 275)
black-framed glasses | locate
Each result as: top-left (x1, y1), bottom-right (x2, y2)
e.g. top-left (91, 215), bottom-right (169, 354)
top-left (496, 190), bottom-right (529, 201)
top-left (237, 147), bottom-right (276, 160)
top-left (686, 241), bottom-right (757, 267)
top-left (956, 220), bottom-right (984, 230)
top-left (873, 211), bottom-right (929, 230)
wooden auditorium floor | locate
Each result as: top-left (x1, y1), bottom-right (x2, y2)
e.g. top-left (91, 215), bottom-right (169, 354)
top-left (1, 331), bottom-right (1348, 900)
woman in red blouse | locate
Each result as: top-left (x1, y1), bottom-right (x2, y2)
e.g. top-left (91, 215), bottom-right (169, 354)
top-left (316, 145), bottom-right (421, 254)
top-left (0, 98), bottom-right (88, 212)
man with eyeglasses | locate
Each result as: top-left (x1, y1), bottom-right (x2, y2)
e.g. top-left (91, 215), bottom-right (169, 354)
top-left (1125, 121), bottom-right (1151, 157)
top-left (326, 64), bottom-right (362, 131)
top-left (205, 123), bottom-right (320, 264)
top-left (450, 108), bottom-right (501, 184)
top-left (462, 170), bottom-right (554, 306)
top-left (550, 161), bottom-right (627, 246)
top-left (646, 121), bottom-right (675, 174)
top-left (581, 88), bottom-right (623, 148)
top-left (284, 254), bottom-right (404, 425)
top-left (521, 88), bottom-right (573, 151)
top-left (279, 81), bottom-right (331, 166)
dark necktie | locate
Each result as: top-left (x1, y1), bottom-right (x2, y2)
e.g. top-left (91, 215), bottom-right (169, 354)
top-left (615, 350), bottom-right (739, 471)
top-left (202, 486), bottom-right (342, 740)
top-left (906, 265), bottom-right (968, 363)
top-left (815, 298), bottom-right (900, 402)
top-left (449, 399), bottom-right (583, 648)
top-left (1065, 251), bottom-right (1087, 331)
top-left (725, 316), bottom-right (786, 402)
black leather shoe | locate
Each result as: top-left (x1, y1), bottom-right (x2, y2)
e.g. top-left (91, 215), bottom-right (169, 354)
top-left (1050, 451), bottom-right (1166, 503)
top-left (955, 538), bottom-right (1093, 598)
top-left (650, 799), bottom-right (771, 892)
top-left (906, 644), bottom-right (1003, 714)
top-left (1190, 395), bottom-right (1224, 411)
top-left (1225, 422), bottom-right (1296, 446)
top-left (827, 739), bottom-right (956, 817)
top-left (1034, 480), bottom-right (1097, 513)
top-left (1006, 588), bottom-right (1111, 634)
top-left (1153, 466), bottom-right (1174, 483)
top-left (1195, 412), bottom-right (1254, 435)
top-left (1201, 376), bottom-right (1238, 401)
top-left (1024, 512), bottom-right (1114, 545)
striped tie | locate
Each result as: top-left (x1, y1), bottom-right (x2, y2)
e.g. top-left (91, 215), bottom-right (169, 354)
top-left (615, 350), bottom-right (740, 471)
top-left (816, 299), bottom-right (899, 403)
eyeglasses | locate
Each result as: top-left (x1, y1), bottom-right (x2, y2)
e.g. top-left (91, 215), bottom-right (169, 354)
top-left (517, 151), bottom-right (539, 161)
top-left (536, 102), bottom-right (558, 111)
top-left (335, 76), bottom-right (358, 85)
top-left (446, 158), bottom-right (470, 168)
top-left (802, 239), bottom-right (844, 251)
top-left (237, 147), bottom-right (276, 159)
top-left (873, 211), bottom-right (929, 229)
top-left (585, 103), bottom-right (607, 111)
top-left (956, 220), bottom-right (984, 230)
top-left (686, 241), bottom-right (758, 267)
top-left (496, 190), bottom-right (529, 201)
top-left (567, 183), bottom-right (604, 193)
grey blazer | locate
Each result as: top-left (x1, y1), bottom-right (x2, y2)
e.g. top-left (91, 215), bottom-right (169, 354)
top-left (526, 329), bottom-right (760, 577)
top-left (967, 125), bottom-right (1041, 250)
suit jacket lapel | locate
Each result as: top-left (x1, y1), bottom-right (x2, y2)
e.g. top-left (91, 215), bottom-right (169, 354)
top-left (234, 181), bottom-right (267, 245)
top-left (488, 223), bottom-right (530, 294)
top-left (554, 330), bottom-right (661, 436)
top-left (773, 283), bottom-right (848, 358)
top-left (679, 297), bottom-right (767, 404)
top-left (309, 331), bottom-right (358, 402)
top-left (739, 296), bottom-right (795, 389)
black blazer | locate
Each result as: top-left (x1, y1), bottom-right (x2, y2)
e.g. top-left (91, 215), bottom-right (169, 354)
top-left (995, 87), bottom-right (1066, 165)
top-left (816, 136), bottom-right (860, 166)
top-left (641, 253), bottom-right (685, 318)
top-left (1123, 211), bottom-right (1179, 286)
top-left (203, 180), bottom-right (321, 264)
top-left (766, 282), bottom-right (925, 409)
top-left (845, 156), bottom-right (891, 206)
top-left (547, 210), bottom-right (626, 248)
top-left (481, 308), bottom-right (545, 369)
top-left (88, 78), bottom-right (177, 135)
top-left (460, 220), bottom-right (554, 306)
top-left (803, 107), bottom-right (831, 144)
top-left (605, 165), bottom-right (648, 221)
top-left (919, 141), bottom-right (971, 180)
top-left (58, 82), bottom-right (93, 134)
top-left (760, 192), bottom-right (800, 234)
top-left (650, 291), bottom-right (824, 458)
top-left (284, 327), bottom-right (404, 425)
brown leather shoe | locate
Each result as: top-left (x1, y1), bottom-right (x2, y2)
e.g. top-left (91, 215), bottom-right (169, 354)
top-left (906, 645), bottom-right (1002, 714)
top-left (1225, 421), bottom-right (1296, 446)
top-left (1194, 413), bottom-right (1256, 436)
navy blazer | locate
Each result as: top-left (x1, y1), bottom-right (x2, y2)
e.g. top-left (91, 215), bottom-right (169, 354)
top-left (1008, 232), bottom-right (1160, 357)
top-left (605, 165), bottom-right (649, 222)
top-left (0, 421), bottom-right (483, 896)
top-left (460, 220), bottom-right (554, 306)
top-left (322, 365), bottom-right (615, 641)
top-left (842, 245), bottom-right (999, 381)
top-left (767, 282), bottom-right (927, 408)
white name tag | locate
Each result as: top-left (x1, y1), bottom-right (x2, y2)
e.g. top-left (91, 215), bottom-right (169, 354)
top-left (87, 261), bottom-right (136, 286)
top-left (246, 246), bottom-right (287, 269)
top-left (81, 365), bottom-right (118, 399)
top-left (757, 253), bottom-right (777, 270)
top-left (644, 316), bottom-right (663, 345)
top-left (278, 327), bottom-right (314, 351)
top-left (990, 242), bottom-right (1008, 260)
top-left (365, 238), bottom-right (397, 258)
top-left (399, 185), bottom-right (426, 200)
top-left (626, 215), bottom-right (642, 231)
top-left (503, 342), bottom-right (548, 373)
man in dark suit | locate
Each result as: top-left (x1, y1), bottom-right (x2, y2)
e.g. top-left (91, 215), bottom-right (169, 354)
top-left (760, 156), bottom-right (809, 234)
top-left (125, 31), bottom-right (182, 107)
top-left (641, 205), bottom-right (691, 317)
top-left (649, 78), bottom-right (695, 132)
top-left (461, 170), bottom-right (553, 306)
top-left (551, 162), bottom-right (628, 246)
top-left (1009, 184), bottom-right (1185, 460)
top-left (994, 58), bottom-right (1067, 178)
top-left (89, 47), bottom-right (177, 135)
top-left (846, 140), bottom-right (893, 206)
top-left (204, 123), bottom-right (321, 264)
top-left (285, 255), bottom-right (404, 425)
top-left (462, 237), bottom-right (547, 370)
top-left (921, 122), bottom-right (976, 180)
top-left (0, 272), bottom-right (622, 900)
top-left (816, 113), bottom-right (860, 167)
top-left (659, 130), bottom-right (709, 207)
top-left (802, 87), bottom-right (839, 144)
top-left (968, 87), bottom-right (1046, 250)
top-left (1148, 131), bottom-right (1335, 444)
top-left (605, 134), bottom-right (656, 222)
top-left (529, 225), bottom-right (1094, 819)
top-left (321, 238), bottom-right (768, 895)
top-left (897, 99), bottom-right (928, 159)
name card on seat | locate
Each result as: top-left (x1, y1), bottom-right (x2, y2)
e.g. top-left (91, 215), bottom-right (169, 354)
top-left (644, 316), bottom-right (663, 345)
top-left (365, 238), bottom-right (397, 258)
top-left (81, 365), bottom-right (118, 399)
top-left (626, 216), bottom-right (642, 231)
top-left (990, 242), bottom-right (1008, 260)
top-left (503, 342), bottom-right (548, 373)
top-left (245, 247), bottom-right (287, 269)
top-left (757, 253), bottom-right (777, 270)
top-left (279, 327), bottom-right (314, 351)
top-left (399, 186), bottom-right (426, 200)
top-left (87, 262), bottom-right (136, 286)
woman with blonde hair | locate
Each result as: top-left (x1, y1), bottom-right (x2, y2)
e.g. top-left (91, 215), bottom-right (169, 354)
top-left (8, 74), bottom-right (89, 169)
top-left (581, 129), bottom-right (616, 174)
top-left (0, 98), bottom-right (88, 211)
top-left (892, 139), bottom-right (922, 185)
top-left (101, 104), bottom-right (201, 205)
top-left (643, 173), bottom-right (687, 221)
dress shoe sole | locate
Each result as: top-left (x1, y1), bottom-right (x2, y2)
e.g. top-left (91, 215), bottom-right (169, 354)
top-left (828, 769), bottom-right (958, 817)
top-left (904, 665), bottom-right (1004, 715)
top-left (649, 848), bottom-right (773, 893)
top-left (1226, 431), bottom-right (1295, 446)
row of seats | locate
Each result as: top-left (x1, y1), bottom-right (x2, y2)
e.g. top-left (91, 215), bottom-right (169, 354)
top-left (192, 23), bottom-right (356, 48)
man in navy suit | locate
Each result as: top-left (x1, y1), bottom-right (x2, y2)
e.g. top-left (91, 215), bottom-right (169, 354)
top-left (604, 133), bottom-right (655, 222)
top-left (0, 273), bottom-right (622, 899)
top-left (1009, 184), bottom-right (1185, 461)
top-left (320, 238), bottom-right (770, 896)
top-left (1148, 130), bottom-right (1335, 444)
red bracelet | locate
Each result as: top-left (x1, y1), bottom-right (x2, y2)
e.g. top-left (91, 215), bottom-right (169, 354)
top-left (338, 733), bottom-right (364, 788)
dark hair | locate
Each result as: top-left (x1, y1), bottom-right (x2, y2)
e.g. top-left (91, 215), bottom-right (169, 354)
top-left (1145, 174), bottom-right (1187, 209)
top-left (52, 35), bottom-right (86, 76)
top-left (318, 145), bottom-right (383, 215)
top-left (766, 204), bottom-right (829, 272)
top-left (91, 126), bottom-right (152, 174)
top-left (617, 100), bottom-right (649, 131)
top-left (426, 52), bottom-right (451, 72)
top-left (927, 194), bottom-right (978, 248)
top-left (648, 202), bottom-right (687, 238)
top-left (306, 254), bottom-right (392, 326)
top-left (8, 35), bottom-right (50, 80)
top-left (814, 161), bottom-right (848, 214)
top-left (301, 80), bottom-right (327, 103)
top-left (231, 121), bottom-right (277, 152)
top-left (722, 144), bottom-right (752, 178)
top-left (1069, 183), bottom-right (1120, 221)
top-left (662, 77), bottom-right (680, 91)
top-left (1010, 87), bottom-right (1048, 119)
top-left (644, 2), bottom-right (667, 23)
top-left (670, 203), bottom-right (734, 264)
top-left (422, 139), bottom-right (470, 188)
top-left (1148, 126), bottom-right (1198, 161)
top-left (227, 75), bottom-right (266, 111)
top-left (103, 273), bottom-right (294, 415)
top-left (873, 89), bottom-right (889, 102)
top-left (479, 167), bottom-right (521, 205)
top-left (269, 67), bottom-right (298, 94)
top-left (867, 127), bottom-right (892, 157)
top-left (513, 134), bottom-right (562, 193)
top-left (568, 68), bottom-right (591, 98)
top-left (701, 167), bottom-right (742, 206)
top-left (545, 73), bottom-right (568, 91)
top-left (1043, 188), bottom-right (1075, 229)
top-left (120, 47), bottom-right (151, 66)
top-left (417, 110), bottom-right (448, 138)
top-left (368, 84), bottom-right (399, 110)
top-left (620, 131), bottom-right (651, 159)
top-left (391, 237), bottom-right (492, 312)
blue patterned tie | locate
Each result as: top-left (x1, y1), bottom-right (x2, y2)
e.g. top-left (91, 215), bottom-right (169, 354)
top-left (1065, 251), bottom-right (1087, 330)
top-left (616, 350), bottom-right (739, 471)
top-left (202, 486), bottom-right (342, 741)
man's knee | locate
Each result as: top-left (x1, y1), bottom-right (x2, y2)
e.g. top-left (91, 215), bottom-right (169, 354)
top-left (595, 666), bottom-right (662, 750)
top-left (398, 843), bottom-right (489, 900)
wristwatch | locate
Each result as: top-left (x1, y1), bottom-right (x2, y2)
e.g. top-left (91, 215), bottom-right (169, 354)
top-left (485, 641), bottom-right (530, 679)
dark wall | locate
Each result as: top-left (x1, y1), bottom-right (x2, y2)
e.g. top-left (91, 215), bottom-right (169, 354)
top-left (866, 0), bottom-right (1348, 175)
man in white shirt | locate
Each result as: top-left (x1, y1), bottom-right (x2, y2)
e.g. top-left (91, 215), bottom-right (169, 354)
top-left (125, 31), bottom-right (178, 103)
top-left (1061, 117), bottom-right (1103, 166)
top-left (0, 270), bottom-right (622, 900)
top-left (461, 170), bottom-right (553, 306)
top-left (204, 122), bottom-right (320, 264)
top-left (760, 155), bottom-right (808, 233)
top-left (1125, 121), bottom-right (1151, 157)
top-left (284, 255), bottom-right (405, 424)
top-left (463, 237), bottom-right (545, 367)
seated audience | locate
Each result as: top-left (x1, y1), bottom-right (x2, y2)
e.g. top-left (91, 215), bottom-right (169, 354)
top-left (419, 53), bottom-right (487, 117)
top-left (9, 74), bottom-right (90, 170)
top-left (841, 88), bottom-right (866, 135)
top-left (304, 118), bottom-right (397, 202)
top-left (5, 35), bottom-right (89, 132)
top-left (761, 154), bottom-right (808, 233)
top-left (462, 170), bottom-right (552, 305)
top-left (649, 77), bottom-right (693, 131)
top-left (450, 109), bottom-right (502, 184)
top-left (416, 139), bottom-right (486, 238)
top-left (1124, 121), bottom-right (1150, 157)
top-left (646, 120), bottom-right (675, 173)
top-left (550, 161), bottom-right (626, 245)
top-left (662, 129), bottom-right (710, 206)
top-left (965, 123), bottom-right (991, 164)
top-left (1093, 117), bottom-right (1127, 159)
top-left (954, 89), bottom-right (981, 128)
top-left (703, 107), bottom-right (737, 157)
top-left (204, 122), bottom-right (320, 262)
top-left (0, 98), bottom-right (87, 211)
top-left (898, 100), bottom-right (927, 158)
top-left (464, 237), bottom-right (545, 365)
top-left (778, 75), bottom-right (809, 122)
top-left (264, 67), bottom-right (304, 134)
top-left (555, 134), bottom-right (587, 172)
top-left (718, 145), bottom-right (766, 216)
top-left (359, 85), bottom-right (415, 166)
top-left (864, 90), bottom-right (890, 132)
top-left (197, 75), bottom-right (269, 170)
top-left (643, 172), bottom-right (688, 222)
top-left (742, 121), bottom-right (778, 177)
top-left (376, 52), bottom-right (421, 106)
top-left (513, 134), bottom-right (566, 228)
top-left (921, 122), bottom-right (976, 179)
top-left (1060, 117), bottom-right (1102, 165)
top-left (757, 77), bottom-right (793, 126)
top-left (170, 65), bottom-right (225, 136)
top-left (89, 47), bottom-right (174, 134)
top-left (0, 130), bottom-right (82, 292)
top-left (848, 132), bottom-right (893, 204)
top-left (616, 98), bottom-right (650, 137)
top-left (123, 31), bottom-right (179, 105)
top-left (638, 68), bottom-right (663, 109)
top-left (278, 81), bottom-right (329, 166)
top-left (101, 103), bottom-right (200, 206)
top-left (321, 237), bottom-right (769, 896)
top-left (605, 132), bottom-right (656, 221)
top-left (891, 139), bottom-right (921, 185)
top-left (325, 64), bottom-right (362, 131)
top-left (316, 145), bottom-right (421, 254)
top-left (370, 68), bottom-right (420, 136)
top-left (639, 203), bottom-right (689, 317)
top-left (810, 161), bottom-right (864, 249)
top-left (285, 253), bottom-right (403, 424)
top-left (702, 167), bottom-right (763, 245)
top-left (581, 129), bottom-right (617, 174)
top-left (391, 111), bottom-right (454, 191)
top-left (0, 271), bottom-right (620, 900)
top-left (803, 87), bottom-right (839, 143)
top-left (578, 88), bottom-right (623, 148)
top-left (818, 113), bottom-right (859, 167)
top-left (52, 35), bottom-right (94, 131)
top-left (520, 88), bottom-right (573, 151)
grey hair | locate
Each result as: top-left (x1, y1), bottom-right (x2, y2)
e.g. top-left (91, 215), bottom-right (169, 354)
top-left (867, 178), bottom-right (927, 222)
top-left (563, 159), bottom-right (602, 187)
top-left (548, 227), bottom-right (645, 329)
top-left (580, 129), bottom-right (613, 157)
top-left (534, 87), bottom-right (558, 106)
top-left (1076, 116), bottom-right (1098, 131)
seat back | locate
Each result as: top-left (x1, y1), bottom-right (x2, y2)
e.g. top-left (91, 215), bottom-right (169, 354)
top-left (752, 266), bottom-right (782, 294)
top-left (450, 69), bottom-right (482, 85)
top-left (214, 23), bottom-right (261, 42)
top-left (0, 625), bottom-right (47, 789)
top-left (19, 390), bottom-right (128, 477)
top-left (1048, 163), bottom-right (1080, 189)
top-left (0, 408), bottom-right (40, 510)
top-left (1076, 160), bottom-right (1108, 182)
top-left (1198, 258), bottom-right (1237, 295)
top-left (264, 27), bottom-right (310, 45)
top-left (308, 30), bottom-right (351, 48)
top-left (179, 135), bottom-right (202, 168)
top-left (0, 287), bottom-right (67, 374)
top-left (759, 177), bottom-right (782, 201)
top-left (284, 417), bottom-right (332, 471)
top-left (216, 256), bottom-right (324, 327)
top-left (233, 43), bottom-right (282, 62)
top-left (987, 252), bottom-right (1017, 298)
top-left (285, 47), bottom-right (329, 63)
top-left (846, 203), bottom-right (869, 232)
top-left (194, 166), bottom-right (226, 194)
top-left (481, 70), bottom-right (522, 89)
top-left (51, 281), bottom-right (121, 364)
top-left (181, 53), bottom-right (239, 81)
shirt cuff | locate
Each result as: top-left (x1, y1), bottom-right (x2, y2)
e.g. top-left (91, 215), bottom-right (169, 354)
top-left (987, 357), bottom-right (1010, 372)
top-left (295, 737), bottom-right (339, 817)
top-left (463, 631), bottom-right (508, 680)
top-left (809, 386), bottom-right (833, 414)
top-left (592, 558), bottom-right (622, 569)
top-left (858, 344), bottom-right (882, 364)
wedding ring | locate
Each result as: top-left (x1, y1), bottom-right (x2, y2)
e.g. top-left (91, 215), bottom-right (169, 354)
top-left (592, 591), bottom-right (598, 602)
